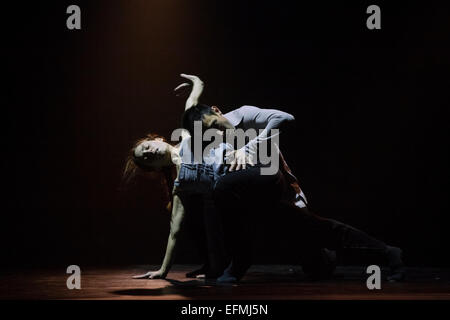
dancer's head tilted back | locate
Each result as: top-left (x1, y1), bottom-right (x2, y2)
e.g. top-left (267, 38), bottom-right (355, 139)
top-left (123, 133), bottom-right (175, 179)
top-left (132, 135), bottom-right (173, 170)
top-left (123, 133), bottom-right (176, 211)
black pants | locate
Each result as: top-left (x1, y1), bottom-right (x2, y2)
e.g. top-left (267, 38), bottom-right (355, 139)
top-left (213, 166), bottom-right (389, 279)
top-left (181, 193), bottom-right (229, 277)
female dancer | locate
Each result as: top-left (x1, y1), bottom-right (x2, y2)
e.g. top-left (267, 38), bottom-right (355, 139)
top-left (124, 74), bottom-right (405, 282)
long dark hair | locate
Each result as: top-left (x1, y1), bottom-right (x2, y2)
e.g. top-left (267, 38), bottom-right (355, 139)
top-left (122, 133), bottom-right (177, 212)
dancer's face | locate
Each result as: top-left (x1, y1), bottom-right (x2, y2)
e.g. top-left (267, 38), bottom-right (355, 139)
top-left (202, 106), bottom-right (234, 132)
top-left (134, 138), bottom-right (172, 169)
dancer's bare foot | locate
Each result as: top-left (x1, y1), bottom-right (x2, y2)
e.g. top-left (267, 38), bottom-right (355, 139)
top-left (186, 265), bottom-right (208, 278)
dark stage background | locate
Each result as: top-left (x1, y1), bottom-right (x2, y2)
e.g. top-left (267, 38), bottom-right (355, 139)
top-left (2, 1), bottom-right (449, 268)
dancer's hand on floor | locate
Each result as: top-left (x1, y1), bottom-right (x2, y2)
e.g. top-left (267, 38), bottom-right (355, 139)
top-left (132, 269), bottom-right (166, 279)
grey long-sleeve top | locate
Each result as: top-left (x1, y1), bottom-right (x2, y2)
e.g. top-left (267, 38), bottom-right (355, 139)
top-left (173, 106), bottom-right (297, 197)
top-left (223, 105), bottom-right (295, 150)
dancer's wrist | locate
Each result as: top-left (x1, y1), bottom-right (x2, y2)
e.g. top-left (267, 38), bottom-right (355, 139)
top-left (159, 267), bottom-right (168, 277)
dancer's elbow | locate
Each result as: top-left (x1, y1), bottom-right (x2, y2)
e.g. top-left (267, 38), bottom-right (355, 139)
top-left (284, 112), bottom-right (295, 122)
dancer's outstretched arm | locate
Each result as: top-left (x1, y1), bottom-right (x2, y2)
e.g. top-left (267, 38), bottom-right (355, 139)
top-left (240, 106), bottom-right (294, 148)
top-left (133, 194), bottom-right (186, 279)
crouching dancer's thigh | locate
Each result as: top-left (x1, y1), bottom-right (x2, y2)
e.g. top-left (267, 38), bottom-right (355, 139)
top-left (214, 166), bottom-right (283, 206)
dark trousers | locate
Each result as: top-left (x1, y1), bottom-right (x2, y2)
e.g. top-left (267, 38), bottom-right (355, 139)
top-left (182, 193), bottom-right (229, 277)
top-left (213, 166), bottom-right (389, 279)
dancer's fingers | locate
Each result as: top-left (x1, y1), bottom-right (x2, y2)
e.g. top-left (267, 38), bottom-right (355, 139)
top-left (180, 73), bottom-right (198, 81)
top-left (229, 160), bottom-right (237, 172)
top-left (132, 272), bottom-right (151, 279)
top-left (174, 82), bottom-right (190, 92)
top-left (225, 151), bottom-right (234, 160)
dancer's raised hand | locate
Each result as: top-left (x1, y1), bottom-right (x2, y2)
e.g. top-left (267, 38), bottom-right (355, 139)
top-left (178, 73), bottom-right (204, 110)
top-left (180, 73), bottom-right (203, 83)
top-left (174, 82), bottom-right (191, 97)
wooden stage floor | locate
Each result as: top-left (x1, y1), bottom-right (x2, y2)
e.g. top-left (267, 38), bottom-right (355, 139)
top-left (1, 265), bottom-right (449, 300)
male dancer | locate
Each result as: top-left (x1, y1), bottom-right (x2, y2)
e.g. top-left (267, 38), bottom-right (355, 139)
top-left (177, 74), bottom-right (405, 282)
